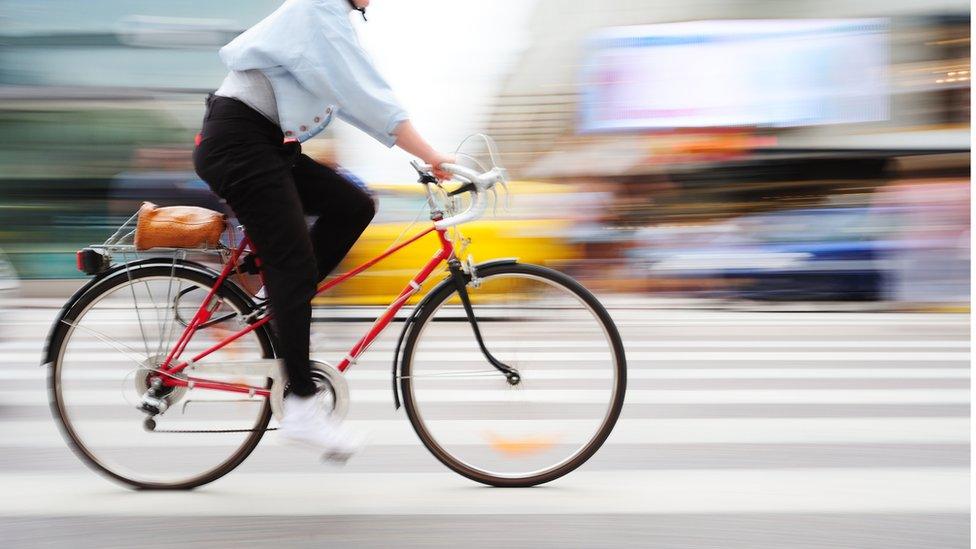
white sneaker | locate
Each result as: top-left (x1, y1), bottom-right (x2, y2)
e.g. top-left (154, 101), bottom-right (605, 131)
top-left (277, 394), bottom-right (365, 462)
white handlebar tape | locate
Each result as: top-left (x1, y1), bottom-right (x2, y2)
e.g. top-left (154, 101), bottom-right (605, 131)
top-left (421, 163), bottom-right (504, 229)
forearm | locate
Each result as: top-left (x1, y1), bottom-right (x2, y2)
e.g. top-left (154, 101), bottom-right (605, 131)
top-left (392, 120), bottom-right (438, 163)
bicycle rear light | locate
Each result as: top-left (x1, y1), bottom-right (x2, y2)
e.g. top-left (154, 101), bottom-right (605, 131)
top-left (76, 248), bottom-right (110, 275)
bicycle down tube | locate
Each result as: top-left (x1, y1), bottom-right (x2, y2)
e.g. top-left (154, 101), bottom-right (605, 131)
top-left (154, 222), bottom-right (454, 397)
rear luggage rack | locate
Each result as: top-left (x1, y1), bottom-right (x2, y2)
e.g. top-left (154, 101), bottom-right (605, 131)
top-left (75, 209), bottom-right (235, 276)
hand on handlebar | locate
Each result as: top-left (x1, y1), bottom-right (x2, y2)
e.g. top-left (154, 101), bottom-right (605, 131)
top-left (410, 152), bottom-right (508, 229)
top-left (422, 152), bottom-right (455, 181)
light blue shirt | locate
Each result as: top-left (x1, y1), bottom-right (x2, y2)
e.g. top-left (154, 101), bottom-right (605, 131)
top-left (218, 0), bottom-right (408, 145)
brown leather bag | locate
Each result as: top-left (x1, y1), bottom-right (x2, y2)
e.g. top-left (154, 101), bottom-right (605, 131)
top-left (134, 202), bottom-right (226, 250)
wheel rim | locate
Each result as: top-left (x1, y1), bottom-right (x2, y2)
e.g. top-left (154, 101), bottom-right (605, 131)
top-left (54, 273), bottom-right (271, 487)
top-left (404, 270), bottom-right (623, 481)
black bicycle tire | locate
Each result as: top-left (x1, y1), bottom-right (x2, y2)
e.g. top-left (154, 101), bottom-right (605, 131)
top-left (400, 262), bottom-right (627, 487)
top-left (46, 263), bottom-right (276, 490)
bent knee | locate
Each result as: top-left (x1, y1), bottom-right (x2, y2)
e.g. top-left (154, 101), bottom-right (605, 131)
top-left (337, 168), bottom-right (377, 225)
top-left (360, 192), bottom-right (377, 225)
top-left (349, 188), bottom-right (376, 230)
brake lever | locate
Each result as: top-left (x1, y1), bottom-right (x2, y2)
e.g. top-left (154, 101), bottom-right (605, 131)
top-left (410, 160), bottom-right (437, 184)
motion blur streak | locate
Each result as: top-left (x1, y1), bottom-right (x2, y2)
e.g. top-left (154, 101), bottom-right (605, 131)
top-left (0, 0), bottom-right (969, 547)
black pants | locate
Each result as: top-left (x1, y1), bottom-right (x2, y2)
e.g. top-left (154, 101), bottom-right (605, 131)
top-left (193, 94), bottom-right (376, 396)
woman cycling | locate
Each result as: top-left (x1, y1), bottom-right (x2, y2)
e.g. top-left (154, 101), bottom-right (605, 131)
top-left (193, 0), bottom-right (451, 460)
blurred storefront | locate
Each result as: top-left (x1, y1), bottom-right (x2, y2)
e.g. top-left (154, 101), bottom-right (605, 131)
top-left (0, 1), bottom-right (279, 278)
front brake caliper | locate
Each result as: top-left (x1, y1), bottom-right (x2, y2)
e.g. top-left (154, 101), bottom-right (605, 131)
top-left (465, 254), bottom-right (480, 288)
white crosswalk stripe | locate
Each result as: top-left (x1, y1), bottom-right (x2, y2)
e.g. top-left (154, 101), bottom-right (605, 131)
top-left (15, 350), bottom-right (973, 363)
top-left (2, 387), bottom-right (970, 405)
top-left (0, 366), bottom-right (969, 380)
top-left (2, 338), bottom-right (971, 350)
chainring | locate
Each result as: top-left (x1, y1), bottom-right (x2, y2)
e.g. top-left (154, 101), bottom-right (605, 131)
top-left (269, 359), bottom-right (349, 422)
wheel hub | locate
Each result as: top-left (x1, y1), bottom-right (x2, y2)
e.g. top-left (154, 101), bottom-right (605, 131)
top-left (134, 354), bottom-right (188, 409)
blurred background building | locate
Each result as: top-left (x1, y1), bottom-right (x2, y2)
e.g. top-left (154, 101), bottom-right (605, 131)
top-left (0, 0), bottom-right (969, 306)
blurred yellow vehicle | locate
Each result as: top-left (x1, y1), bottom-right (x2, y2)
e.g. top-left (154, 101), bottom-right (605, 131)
top-left (317, 180), bottom-right (581, 305)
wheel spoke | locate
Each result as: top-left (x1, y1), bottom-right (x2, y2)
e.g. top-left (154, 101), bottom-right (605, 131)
top-left (157, 275), bottom-right (184, 359)
top-left (59, 317), bottom-right (147, 364)
top-left (152, 261), bottom-right (179, 358)
top-left (123, 265), bottom-right (152, 358)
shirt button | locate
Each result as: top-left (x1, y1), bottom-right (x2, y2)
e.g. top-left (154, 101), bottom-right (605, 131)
top-left (300, 125), bottom-right (308, 131)
top-left (284, 130), bottom-right (294, 137)
top-left (325, 107), bottom-right (333, 114)
top-left (314, 117), bottom-right (321, 123)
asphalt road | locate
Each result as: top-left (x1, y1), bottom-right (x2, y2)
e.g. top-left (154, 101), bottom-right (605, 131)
top-left (0, 302), bottom-right (969, 548)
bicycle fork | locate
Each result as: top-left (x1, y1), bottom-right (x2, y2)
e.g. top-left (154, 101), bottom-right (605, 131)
top-left (447, 258), bottom-right (521, 385)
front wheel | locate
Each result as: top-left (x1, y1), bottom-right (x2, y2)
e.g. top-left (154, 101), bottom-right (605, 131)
top-left (401, 263), bottom-right (627, 487)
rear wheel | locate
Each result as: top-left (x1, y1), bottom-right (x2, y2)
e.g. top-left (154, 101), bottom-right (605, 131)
top-left (400, 263), bottom-right (626, 487)
top-left (46, 262), bottom-right (276, 490)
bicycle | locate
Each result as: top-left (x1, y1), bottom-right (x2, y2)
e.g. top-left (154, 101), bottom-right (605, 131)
top-left (45, 141), bottom-right (627, 490)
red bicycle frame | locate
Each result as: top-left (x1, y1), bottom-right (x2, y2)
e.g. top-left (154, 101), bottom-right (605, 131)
top-left (154, 220), bottom-right (455, 398)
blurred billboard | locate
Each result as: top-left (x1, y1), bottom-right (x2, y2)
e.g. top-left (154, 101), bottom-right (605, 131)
top-left (579, 19), bottom-right (888, 131)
